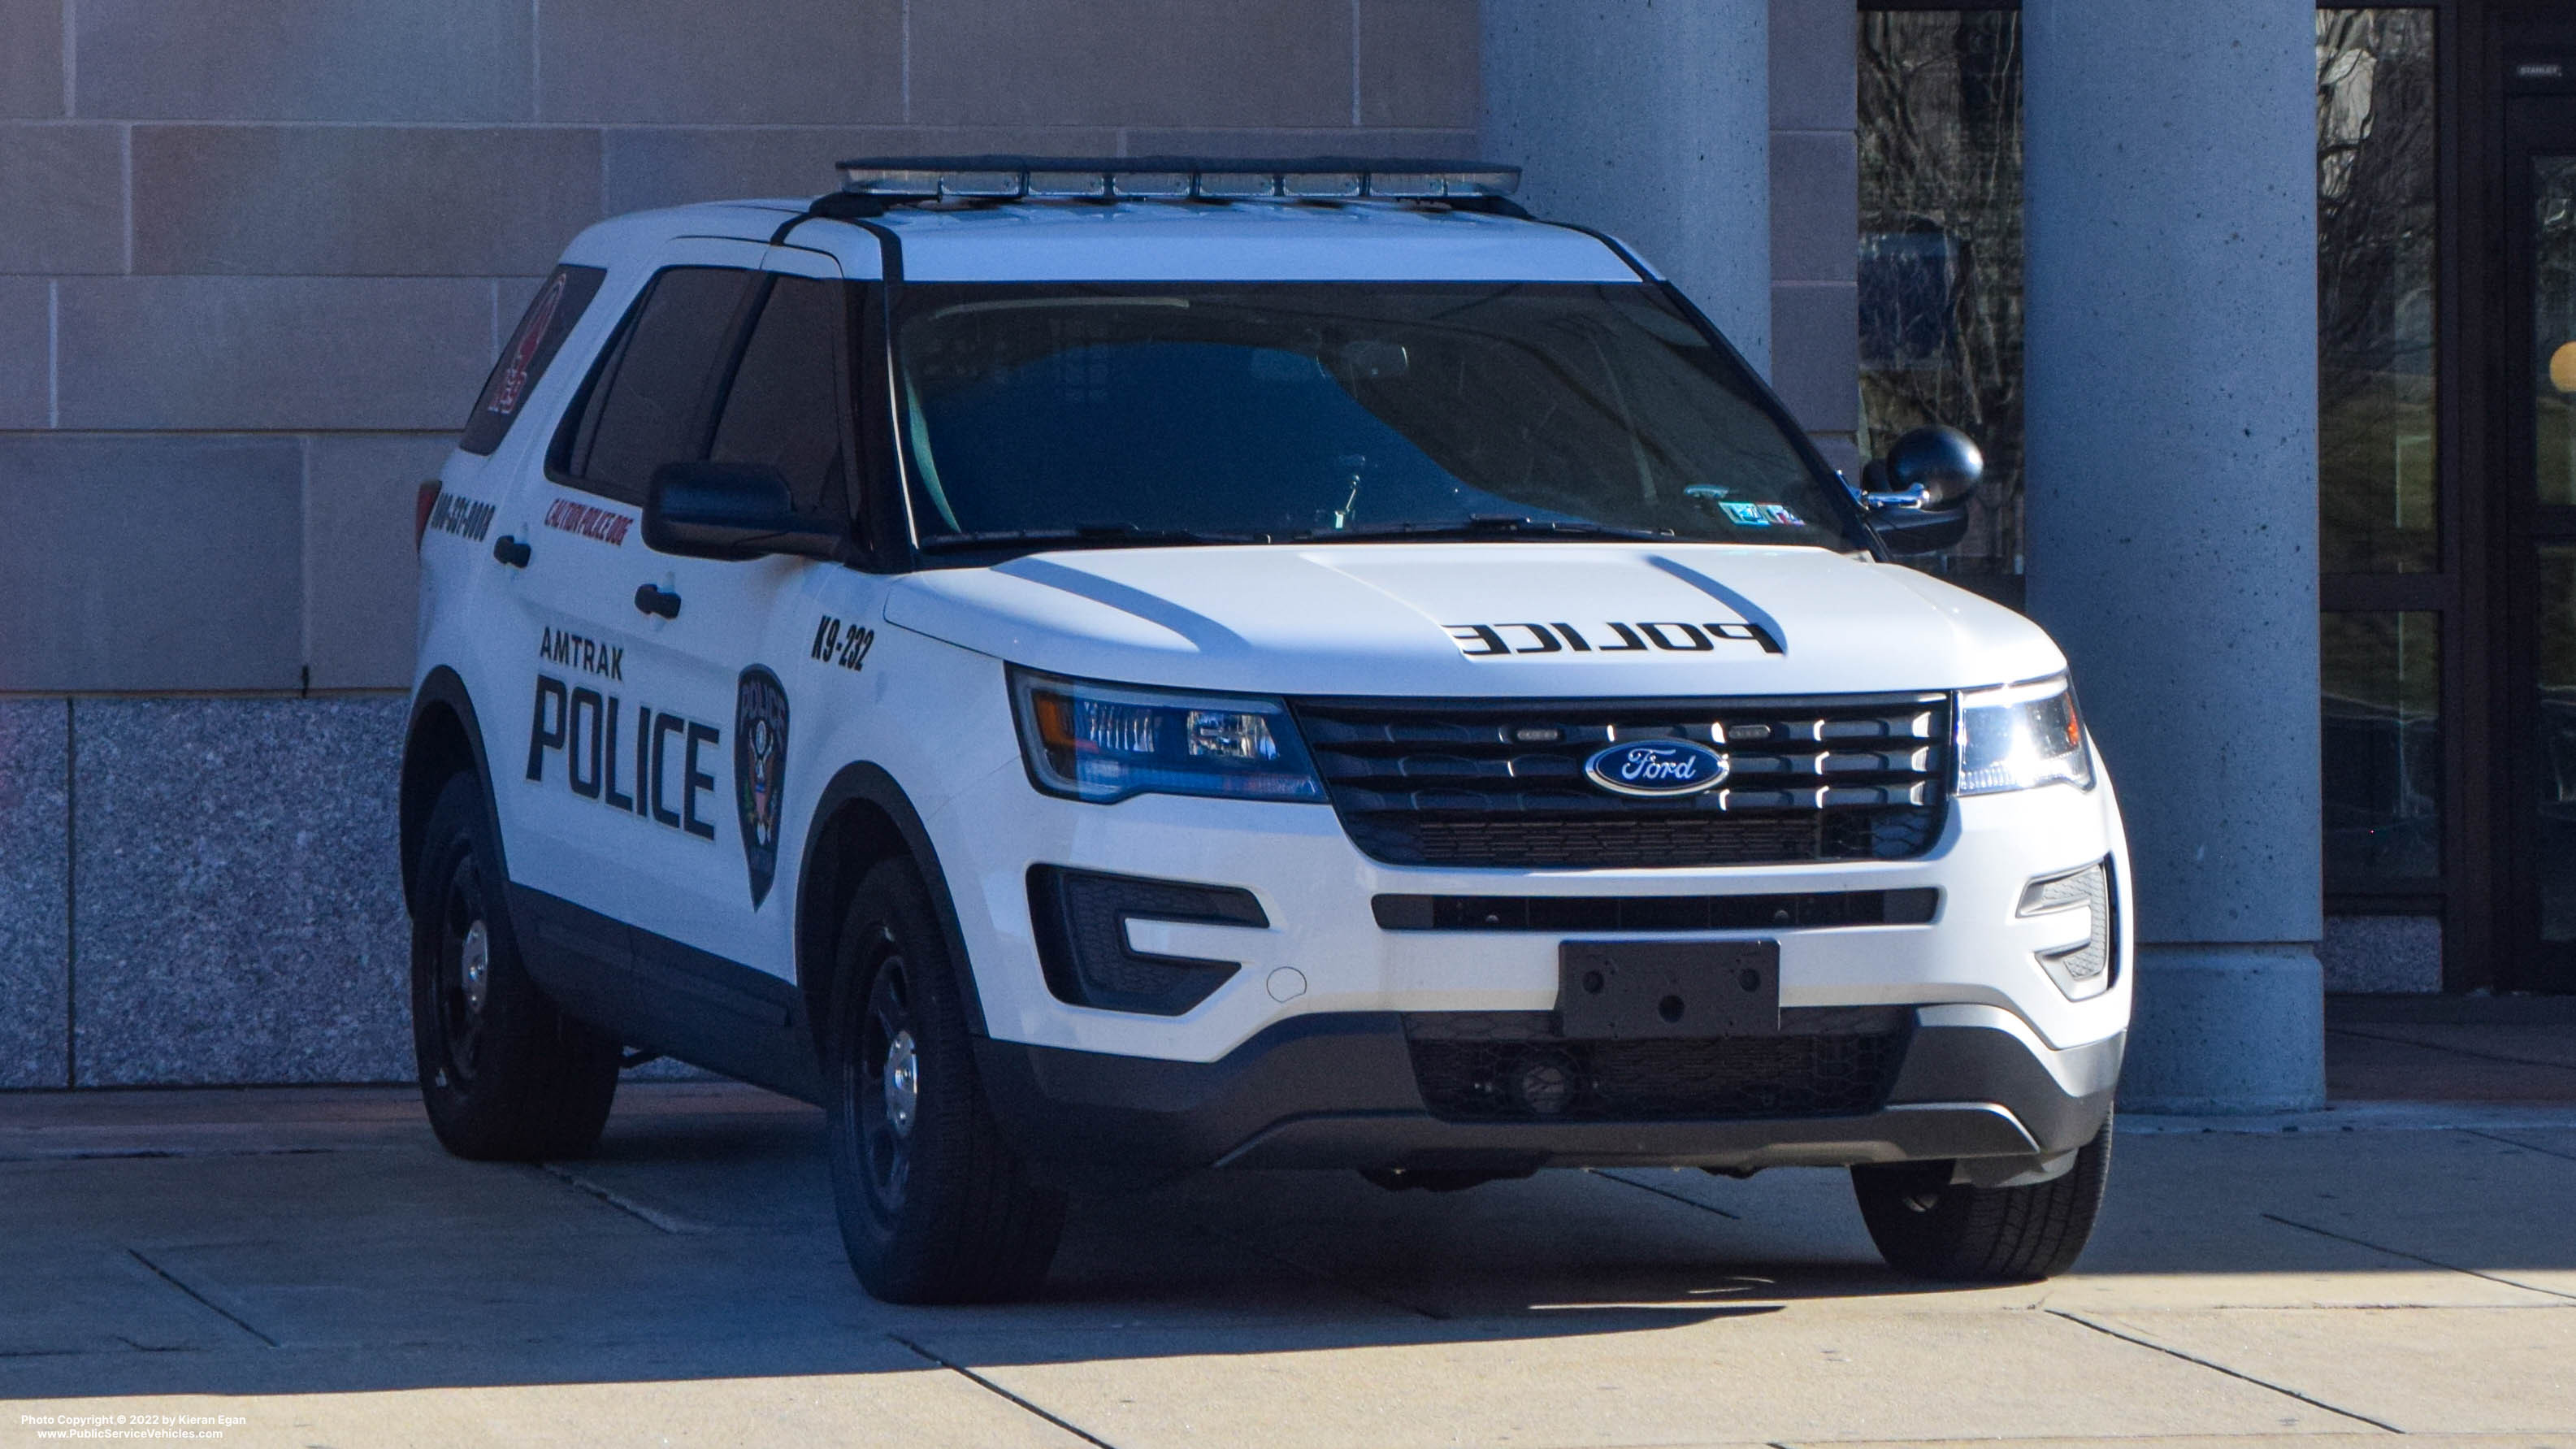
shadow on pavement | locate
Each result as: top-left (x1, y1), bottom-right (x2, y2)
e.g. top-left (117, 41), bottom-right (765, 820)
top-left (7, 1044), bottom-right (2576, 1406)
top-left (0, 1084), bottom-right (1880, 1403)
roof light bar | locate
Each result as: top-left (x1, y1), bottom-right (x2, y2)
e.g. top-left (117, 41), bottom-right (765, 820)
top-left (836, 155), bottom-right (1520, 203)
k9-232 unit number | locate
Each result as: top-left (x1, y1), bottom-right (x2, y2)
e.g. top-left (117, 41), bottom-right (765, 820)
top-left (811, 615), bottom-right (876, 673)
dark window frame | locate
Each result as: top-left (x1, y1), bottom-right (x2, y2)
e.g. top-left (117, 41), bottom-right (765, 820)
top-left (846, 276), bottom-right (908, 571)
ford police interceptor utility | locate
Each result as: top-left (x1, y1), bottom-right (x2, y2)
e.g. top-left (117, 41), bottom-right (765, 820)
top-left (402, 158), bottom-right (2129, 1304)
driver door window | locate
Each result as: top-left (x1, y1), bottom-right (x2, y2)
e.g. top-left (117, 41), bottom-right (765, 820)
top-left (712, 275), bottom-right (856, 525)
top-left (557, 267), bottom-right (753, 503)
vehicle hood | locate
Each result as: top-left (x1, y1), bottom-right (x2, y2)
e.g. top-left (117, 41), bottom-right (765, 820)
top-left (883, 543), bottom-right (2065, 698)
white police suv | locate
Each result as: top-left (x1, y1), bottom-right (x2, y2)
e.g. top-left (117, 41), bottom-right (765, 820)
top-left (403, 158), bottom-right (2130, 1304)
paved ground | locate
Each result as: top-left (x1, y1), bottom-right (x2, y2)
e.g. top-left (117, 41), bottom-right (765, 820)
top-left (2325, 996), bottom-right (2576, 1103)
top-left (4, 1012), bottom-right (2574, 1449)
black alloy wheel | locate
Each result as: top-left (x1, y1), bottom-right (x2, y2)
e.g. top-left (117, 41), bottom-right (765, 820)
top-left (854, 939), bottom-right (921, 1217)
top-left (429, 852), bottom-right (495, 1093)
top-left (409, 773), bottom-right (621, 1161)
top-left (824, 858), bottom-right (1065, 1304)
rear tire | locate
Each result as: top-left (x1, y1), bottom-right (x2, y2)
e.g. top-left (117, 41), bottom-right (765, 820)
top-left (825, 859), bottom-right (1067, 1304)
top-left (409, 774), bottom-right (620, 1161)
top-left (1851, 1113), bottom-right (2113, 1281)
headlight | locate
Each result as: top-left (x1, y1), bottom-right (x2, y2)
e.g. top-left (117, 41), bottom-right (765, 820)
top-left (1955, 675), bottom-right (2093, 795)
top-left (1011, 668), bottom-right (1325, 805)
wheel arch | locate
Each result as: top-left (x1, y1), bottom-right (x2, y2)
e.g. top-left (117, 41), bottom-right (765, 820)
top-left (795, 762), bottom-right (991, 1048)
top-left (401, 667), bottom-right (509, 917)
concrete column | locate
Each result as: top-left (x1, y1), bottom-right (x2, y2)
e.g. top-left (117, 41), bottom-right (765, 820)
top-left (2022, 0), bottom-right (2324, 1111)
top-left (1482, 0), bottom-right (1772, 370)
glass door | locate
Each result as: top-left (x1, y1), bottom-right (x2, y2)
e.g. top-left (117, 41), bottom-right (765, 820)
top-left (2316, 10), bottom-right (2448, 988)
top-left (2504, 97), bottom-right (2576, 991)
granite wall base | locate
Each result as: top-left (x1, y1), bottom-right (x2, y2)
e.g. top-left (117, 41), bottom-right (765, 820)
top-left (70, 695), bottom-right (412, 1086)
top-left (0, 700), bottom-right (70, 1087)
top-left (0, 693), bottom-right (713, 1088)
top-left (2319, 914), bottom-right (2443, 995)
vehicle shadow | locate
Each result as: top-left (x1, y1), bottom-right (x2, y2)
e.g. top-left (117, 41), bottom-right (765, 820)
top-left (6, 1082), bottom-right (2574, 1403)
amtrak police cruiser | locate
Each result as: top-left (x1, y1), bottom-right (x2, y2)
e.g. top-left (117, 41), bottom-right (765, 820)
top-left (401, 158), bottom-right (2131, 1304)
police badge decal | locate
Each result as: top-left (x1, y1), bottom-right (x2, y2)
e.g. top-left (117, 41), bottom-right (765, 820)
top-left (734, 666), bottom-right (789, 908)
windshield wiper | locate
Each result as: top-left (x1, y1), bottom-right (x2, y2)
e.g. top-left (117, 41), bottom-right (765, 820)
top-left (917, 523), bottom-right (1267, 553)
top-left (1295, 514), bottom-right (1679, 543)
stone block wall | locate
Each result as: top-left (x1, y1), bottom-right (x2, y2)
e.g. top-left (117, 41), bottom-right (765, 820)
top-left (1767, 0), bottom-right (1860, 475)
top-left (1, 0), bottom-right (1478, 1087)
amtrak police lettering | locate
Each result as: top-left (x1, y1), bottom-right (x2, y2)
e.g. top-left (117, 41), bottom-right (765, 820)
top-left (525, 674), bottom-right (720, 840)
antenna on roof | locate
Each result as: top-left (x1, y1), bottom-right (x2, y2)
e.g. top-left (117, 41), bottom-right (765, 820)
top-left (833, 155), bottom-right (1523, 205)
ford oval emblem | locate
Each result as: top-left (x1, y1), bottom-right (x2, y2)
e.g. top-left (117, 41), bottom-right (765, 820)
top-left (1584, 740), bottom-right (1730, 798)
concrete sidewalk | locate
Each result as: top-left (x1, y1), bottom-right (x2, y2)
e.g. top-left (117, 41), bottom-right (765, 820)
top-left (2326, 995), bottom-right (2576, 1103)
top-left (4, 1082), bottom-right (2574, 1449)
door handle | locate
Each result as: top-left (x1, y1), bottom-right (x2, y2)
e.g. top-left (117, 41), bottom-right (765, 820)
top-left (633, 584), bottom-right (682, 619)
top-left (491, 534), bottom-right (531, 568)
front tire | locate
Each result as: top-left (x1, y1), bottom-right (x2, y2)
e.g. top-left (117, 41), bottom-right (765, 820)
top-left (1851, 1115), bottom-right (2113, 1281)
top-left (409, 774), bottom-right (620, 1161)
top-left (825, 860), bottom-right (1066, 1304)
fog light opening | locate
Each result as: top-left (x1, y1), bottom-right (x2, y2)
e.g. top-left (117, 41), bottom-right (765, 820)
top-left (2019, 858), bottom-right (2117, 1001)
top-left (1512, 1051), bottom-right (1579, 1117)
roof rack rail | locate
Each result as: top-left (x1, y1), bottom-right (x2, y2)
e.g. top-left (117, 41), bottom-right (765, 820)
top-left (834, 155), bottom-right (1522, 204)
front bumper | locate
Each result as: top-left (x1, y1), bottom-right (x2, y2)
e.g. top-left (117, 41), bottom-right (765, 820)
top-left (925, 740), bottom-right (2133, 1063)
top-left (976, 1002), bottom-right (2121, 1179)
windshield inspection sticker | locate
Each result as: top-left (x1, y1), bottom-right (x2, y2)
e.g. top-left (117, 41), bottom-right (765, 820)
top-left (1719, 501), bottom-right (1772, 527)
top-left (1761, 503), bottom-right (1806, 527)
top-left (1445, 620), bottom-right (1781, 657)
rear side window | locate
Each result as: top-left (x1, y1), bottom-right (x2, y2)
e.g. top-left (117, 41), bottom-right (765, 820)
top-left (711, 276), bottom-right (852, 522)
top-left (556, 267), bottom-right (753, 504)
top-left (461, 265), bottom-right (605, 456)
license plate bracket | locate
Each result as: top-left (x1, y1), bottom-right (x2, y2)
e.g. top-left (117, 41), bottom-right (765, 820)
top-left (1556, 939), bottom-right (1781, 1039)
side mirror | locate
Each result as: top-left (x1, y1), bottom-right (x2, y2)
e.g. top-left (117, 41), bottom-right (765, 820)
top-left (644, 461), bottom-right (846, 562)
top-left (1858, 425), bottom-right (1983, 555)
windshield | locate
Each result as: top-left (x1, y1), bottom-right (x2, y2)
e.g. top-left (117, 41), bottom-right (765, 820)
top-left (892, 282), bottom-right (1867, 552)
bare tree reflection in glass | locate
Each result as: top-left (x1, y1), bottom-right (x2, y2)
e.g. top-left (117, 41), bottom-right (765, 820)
top-left (2316, 11), bottom-right (2443, 889)
top-left (1859, 11), bottom-right (2025, 600)
top-left (2318, 9), bottom-right (2438, 572)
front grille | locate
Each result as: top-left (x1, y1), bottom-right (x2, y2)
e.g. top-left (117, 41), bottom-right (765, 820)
top-left (1401, 1010), bottom-right (1907, 1122)
top-left (1291, 693), bottom-right (1949, 869)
